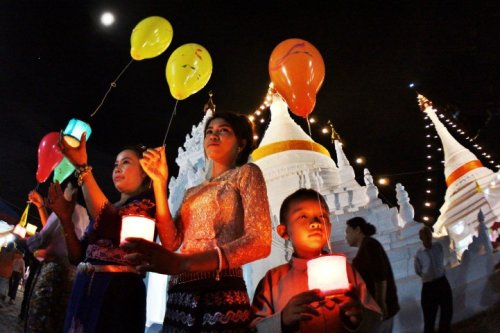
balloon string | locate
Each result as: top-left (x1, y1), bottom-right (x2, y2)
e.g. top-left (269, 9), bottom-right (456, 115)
top-left (90, 58), bottom-right (134, 118)
top-left (35, 183), bottom-right (40, 191)
top-left (162, 99), bottom-right (179, 146)
top-left (306, 117), bottom-right (333, 255)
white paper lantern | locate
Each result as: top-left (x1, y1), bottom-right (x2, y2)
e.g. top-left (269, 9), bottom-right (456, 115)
top-left (120, 215), bottom-right (155, 243)
top-left (307, 254), bottom-right (349, 295)
top-left (13, 225), bottom-right (27, 238)
top-left (25, 223), bottom-right (38, 236)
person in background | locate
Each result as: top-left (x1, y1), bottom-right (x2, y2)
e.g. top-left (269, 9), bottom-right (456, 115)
top-left (251, 189), bottom-right (381, 332)
top-left (17, 240), bottom-right (41, 322)
top-left (414, 226), bottom-right (453, 333)
top-left (25, 177), bottom-right (90, 333)
top-left (0, 242), bottom-right (23, 307)
top-left (122, 112), bottom-right (272, 332)
top-left (57, 137), bottom-right (171, 333)
top-left (8, 250), bottom-right (25, 304)
top-left (345, 217), bottom-right (400, 333)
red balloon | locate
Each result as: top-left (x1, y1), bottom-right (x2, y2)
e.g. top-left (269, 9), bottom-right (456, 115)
top-left (269, 38), bottom-right (325, 118)
top-left (36, 132), bottom-right (64, 183)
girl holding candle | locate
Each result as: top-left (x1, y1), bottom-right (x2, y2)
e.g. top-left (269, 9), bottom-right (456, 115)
top-left (251, 189), bottom-right (381, 333)
top-left (122, 112), bottom-right (272, 332)
top-left (55, 138), bottom-right (170, 333)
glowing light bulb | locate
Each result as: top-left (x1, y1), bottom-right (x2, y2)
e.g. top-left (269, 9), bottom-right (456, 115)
top-left (378, 178), bottom-right (388, 185)
top-left (355, 157), bottom-right (365, 165)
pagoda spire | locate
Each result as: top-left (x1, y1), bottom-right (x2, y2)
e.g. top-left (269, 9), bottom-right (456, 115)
top-left (417, 94), bottom-right (483, 187)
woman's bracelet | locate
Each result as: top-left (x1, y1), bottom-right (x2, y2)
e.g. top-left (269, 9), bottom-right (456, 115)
top-left (75, 164), bottom-right (92, 186)
top-left (214, 246), bottom-right (223, 281)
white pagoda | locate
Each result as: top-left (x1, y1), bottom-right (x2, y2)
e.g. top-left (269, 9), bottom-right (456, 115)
top-left (418, 94), bottom-right (500, 257)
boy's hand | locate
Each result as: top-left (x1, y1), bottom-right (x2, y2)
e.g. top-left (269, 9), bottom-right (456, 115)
top-left (333, 285), bottom-right (364, 328)
top-left (281, 289), bottom-right (323, 332)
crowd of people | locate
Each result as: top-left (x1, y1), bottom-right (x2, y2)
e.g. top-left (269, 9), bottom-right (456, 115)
top-left (1, 111), bottom-right (463, 333)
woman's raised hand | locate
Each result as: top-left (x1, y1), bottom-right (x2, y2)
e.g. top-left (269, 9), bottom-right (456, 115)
top-left (58, 131), bottom-right (88, 167)
top-left (121, 237), bottom-right (182, 275)
top-left (140, 146), bottom-right (168, 185)
top-left (28, 190), bottom-right (44, 208)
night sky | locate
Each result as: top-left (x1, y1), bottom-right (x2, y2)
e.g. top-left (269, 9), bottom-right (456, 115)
top-left (1, 0), bottom-right (499, 226)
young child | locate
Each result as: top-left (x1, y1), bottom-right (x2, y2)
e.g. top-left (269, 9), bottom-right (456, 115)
top-left (251, 189), bottom-right (381, 332)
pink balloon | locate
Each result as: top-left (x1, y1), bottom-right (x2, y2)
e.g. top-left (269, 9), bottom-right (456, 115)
top-left (36, 132), bottom-right (64, 183)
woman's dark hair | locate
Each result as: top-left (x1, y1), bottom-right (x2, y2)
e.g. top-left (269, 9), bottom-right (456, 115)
top-left (204, 112), bottom-right (255, 166)
top-left (120, 144), bottom-right (148, 158)
top-left (346, 217), bottom-right (376, 236)
top-left (119, 144), bottom-right (151, 187)
top-left (279, 188), bottom-right (329, 226)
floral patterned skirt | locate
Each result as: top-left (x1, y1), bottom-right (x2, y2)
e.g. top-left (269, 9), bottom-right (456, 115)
top-left (27, 261), bottom-right (75, 333)
top-left (163, 273), bottom-right (252, 333)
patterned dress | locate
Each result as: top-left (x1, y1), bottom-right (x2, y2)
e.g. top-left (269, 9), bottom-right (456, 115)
top-left (63, 191), bottom-right (155, 333)
top-left (163, 163), bottom-right (272, 333)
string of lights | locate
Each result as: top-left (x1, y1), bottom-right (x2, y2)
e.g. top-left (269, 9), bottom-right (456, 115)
top-left (419, 102), bottom-right (499, 223)
top-left (247, 83), bottom-right (334, 141)
top-left (246, 84), bottom-right (428, 188)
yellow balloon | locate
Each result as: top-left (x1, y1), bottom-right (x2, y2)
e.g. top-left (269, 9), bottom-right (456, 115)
top-left (165, 43), bottom-right (213, 100)
top-left (130, 16), bottom-right (173, 61)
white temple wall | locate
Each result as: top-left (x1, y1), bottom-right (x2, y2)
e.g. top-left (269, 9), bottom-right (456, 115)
top-left (439, 196), bottom-right (499, 256)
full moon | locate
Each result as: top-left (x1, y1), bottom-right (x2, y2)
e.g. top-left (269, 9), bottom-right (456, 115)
top-left (101, 12), bottom-right (115, 26)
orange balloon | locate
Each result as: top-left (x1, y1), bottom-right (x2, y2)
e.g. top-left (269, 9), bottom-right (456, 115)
top-left (269, 38), bottom-right (325, 118)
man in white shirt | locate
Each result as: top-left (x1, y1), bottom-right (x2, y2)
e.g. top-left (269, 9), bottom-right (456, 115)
top-left (414, 226), bottom-right (453, 333)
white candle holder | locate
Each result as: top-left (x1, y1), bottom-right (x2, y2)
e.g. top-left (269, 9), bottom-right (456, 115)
top-left (120, 215), bottom-right (155, 243)
top-left (307, 254), bottom-right (349, 295)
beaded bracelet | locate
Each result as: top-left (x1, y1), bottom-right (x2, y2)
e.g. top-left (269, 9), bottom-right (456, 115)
top-left (214, 246), bottom-right (223, 281)
top-left (75, 164), bottom-right (93, 186)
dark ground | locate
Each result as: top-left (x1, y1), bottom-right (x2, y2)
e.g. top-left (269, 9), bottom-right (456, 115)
top-left (1, 287), bottom-right (499, 333)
